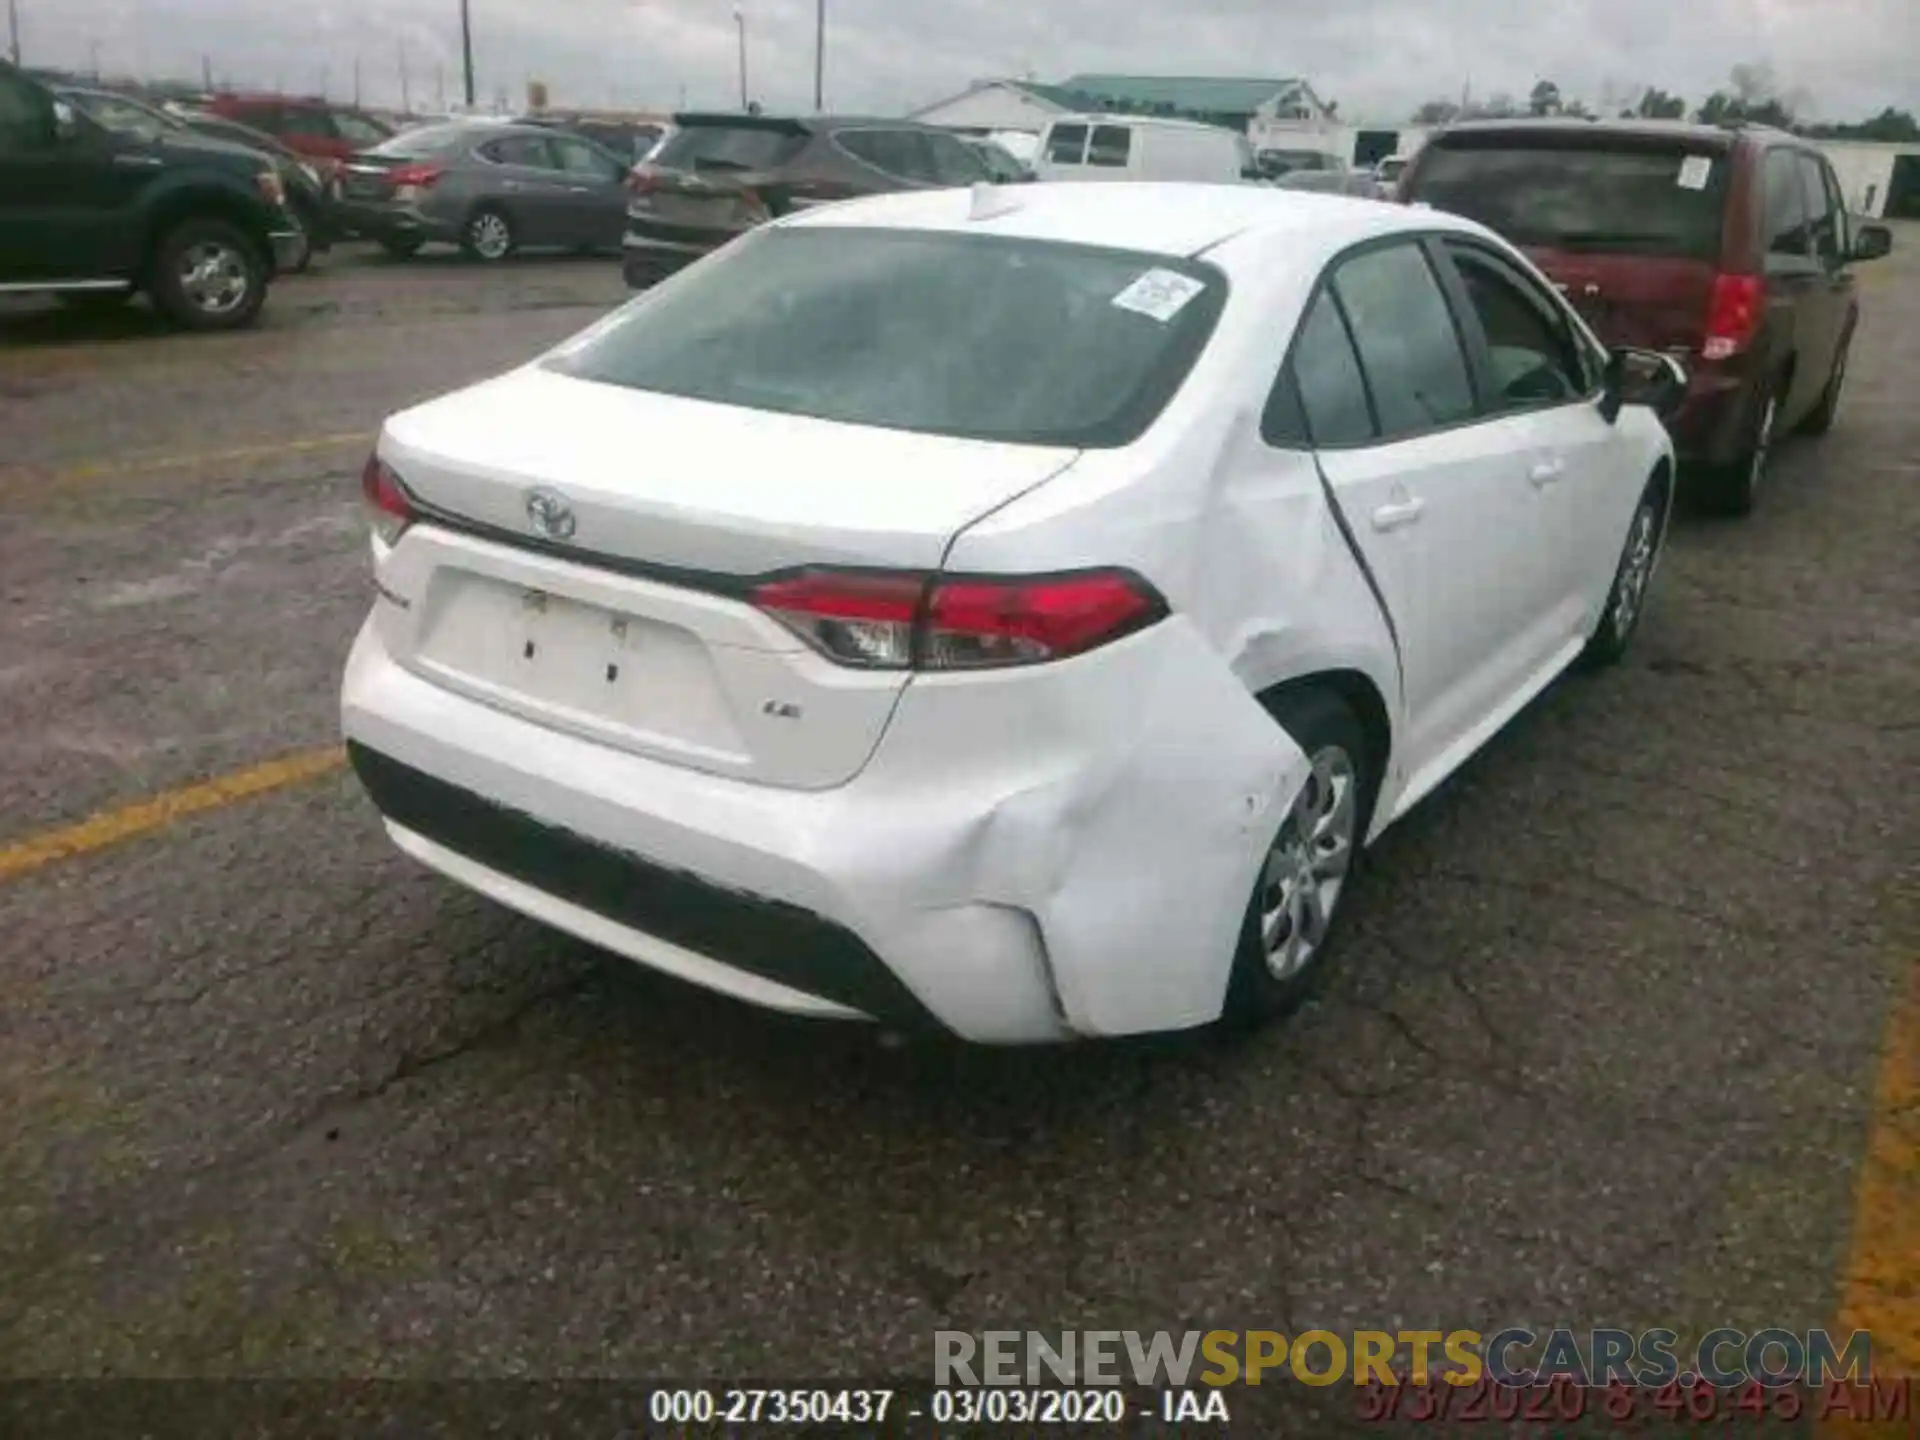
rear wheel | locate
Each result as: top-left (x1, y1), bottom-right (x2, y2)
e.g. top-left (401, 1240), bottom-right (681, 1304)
top-left (461, 207), bottom-right (515, 262)
top-left (1221, 690), bottom-right (1374, 1029)
top-left (1698, 385), bottom-right (1779, 517)
top-left (148, 219), bottom-right (266, 332)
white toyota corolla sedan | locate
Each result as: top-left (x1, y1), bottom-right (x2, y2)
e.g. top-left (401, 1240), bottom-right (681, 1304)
top-left (342, 181), bottom-right (1684, 1043)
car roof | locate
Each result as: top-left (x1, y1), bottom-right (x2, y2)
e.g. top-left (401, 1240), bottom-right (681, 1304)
top-left (785, 181), bottom-right (1463, 261)
top-left (1427, 116), bottom-right (1739, 150)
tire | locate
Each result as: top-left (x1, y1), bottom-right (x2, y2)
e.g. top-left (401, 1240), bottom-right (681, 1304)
top-left (1697, 383), bottom-right (1780, 517)
top-left (1220, 689), bottom-right (1375, 1029)
top-left (148, 218), bottom-right (267, 332)
top-left (461, 206), bottom-right (516, 262)
top-left (1799, 335), bottom-right (1849, 436)
top-left (284, 227), bottom-right (314, 275)
top-left (1581, 478), bottom-right (1665, 668)
top-left (380, 237), bottom-right (424, 260)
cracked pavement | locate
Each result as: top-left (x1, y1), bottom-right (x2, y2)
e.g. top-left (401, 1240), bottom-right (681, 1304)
top-left (1, 236), bottom-right (1914, 1392)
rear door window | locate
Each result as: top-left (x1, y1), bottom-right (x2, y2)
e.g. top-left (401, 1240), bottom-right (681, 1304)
top-left (279, 106), bottom-right (339, 140)
top-left (1087, 125), bottom-right (1132, 167)
top-left (922, 130), bottom-right (991, 185)
top-left (654, 122), bottom-right (806, 173)
top-left (1762, 148), bottom-right (1813, 262)
top-left (1045, 123), bottom-right (1090, 164)
top-left (1330, 242), bottom-right (1477, 438)
top-left (333, 111), bottom-right (389, 147)
top-left (1407, 141), bottom-right (1728, 259)
top-left (481, 134), bottom-right (555, 169)
top-left (836, 128), bottom-right (935, 183)
top-left (1271, 289), bottom-right (1377, 446)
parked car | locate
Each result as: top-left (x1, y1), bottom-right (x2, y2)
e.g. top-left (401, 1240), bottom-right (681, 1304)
top-left (202, 92), bottom-right (391, 189)
top-left (342, 182), bottom-right (1685, 1044)
top-left (1256, 148), bottom-right (1345, 181)
top-left (621, 113), bottom-right (992, 288)
top-left (52, 86), bottom-right (333, 269)
top-left (1273, 169), bottom-right (1391, 199)
top-left (334, 120), bottom-right (630, 261)
top-left (1399, 119), bottom-right (1893, 513)
top-left (1037, 114), bottom-right (1257, 184)
top-left (0, 62), bottom-right (304, 329)
top-left (963, 135), bottom-right (1033, 183)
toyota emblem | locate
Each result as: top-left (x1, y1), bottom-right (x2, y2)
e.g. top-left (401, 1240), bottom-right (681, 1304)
top-left (524, 487), bottom-right (576, 541)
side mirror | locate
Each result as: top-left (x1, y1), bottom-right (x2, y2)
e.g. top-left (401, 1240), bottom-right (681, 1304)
top-left (1852, 223), bottom-right (1892, 263)
top-left (1600, 347), bottom-right (1688, 425)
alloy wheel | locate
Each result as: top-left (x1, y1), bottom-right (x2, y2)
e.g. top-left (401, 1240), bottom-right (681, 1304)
top-left (1748, 395), bottom-right (1778, 494)
top-left (1258, 745), bottom-right (1358, 983)
top-left (1611, 502), bottom-right (1658, 641)
top-left (177, 240), bottom-right (251, 316)
top-left (469, 213), bottom-right (512, 260)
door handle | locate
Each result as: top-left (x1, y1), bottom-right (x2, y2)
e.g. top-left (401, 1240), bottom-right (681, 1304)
top-left (1369, 496), bottom-right (1425, 532)
top-left (1529, 457), bottom-right (1567, 487)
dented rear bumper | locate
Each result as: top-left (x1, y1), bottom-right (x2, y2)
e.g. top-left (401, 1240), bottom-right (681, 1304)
top-left (341, 611), bottom-right (1309, 1043)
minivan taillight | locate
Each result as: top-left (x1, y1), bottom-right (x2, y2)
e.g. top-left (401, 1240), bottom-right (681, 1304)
top-left (361, 454), bottom-right (415, 546)
top-left (751, 568), bottom-right (1168, 671)
top-left (1702, 273), bottom-right (1763, 361)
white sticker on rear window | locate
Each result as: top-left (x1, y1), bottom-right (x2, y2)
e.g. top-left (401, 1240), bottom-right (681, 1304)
top-left (1112, 268), bottom-right (1206, 322)
top-left (1677, 155), bottom-right (1712, 190)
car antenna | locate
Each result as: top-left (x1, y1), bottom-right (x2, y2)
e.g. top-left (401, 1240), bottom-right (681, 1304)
top-left (968, 180), bottom-right (1022, 221)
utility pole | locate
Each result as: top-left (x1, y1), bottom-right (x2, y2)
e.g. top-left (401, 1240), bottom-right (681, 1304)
top-left (459, 0), bottom-right (476, 107)
top-left (7, 0), bottom-right (19, 67)
top-left (201, 53), bottom-right (212, 91)
top-left (813, 0), bottom-right (823, 111)
top-left (733, 6), bottom-right (747, 110)
top-left (353, 55), bottom-right (361, 107)
top-left (398, 42), bottom-right (410, 115)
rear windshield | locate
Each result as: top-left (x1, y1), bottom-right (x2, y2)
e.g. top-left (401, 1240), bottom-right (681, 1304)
top-left (654, 123), bottom-right (806, 172)
top-left (1408, 141), bottom-right (1728, 258)
top-left (544, 227), bottom-right (1226, 448)
top-left (367, 124), bottom-right (478, 159)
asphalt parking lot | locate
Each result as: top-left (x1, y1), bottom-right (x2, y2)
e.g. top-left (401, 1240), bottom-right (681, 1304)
top-left (2, 236), bottom-right (1915, 1394)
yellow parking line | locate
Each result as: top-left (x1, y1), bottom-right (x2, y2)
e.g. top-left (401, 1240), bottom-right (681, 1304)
top-left (0, 745), bottom-right (346, 882)
top-left (17, 432), bottom-right (368, 486)
top-left (1834, 955), bottom-right (1920, 1376)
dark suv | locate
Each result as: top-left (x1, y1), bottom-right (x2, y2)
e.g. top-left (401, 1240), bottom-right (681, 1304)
top-left (621, 113), bottom-right (992, 288)
top-left (1400, 119), bottom-right (1893, 513)
top-left (0, 63), bottom-right (305, 330)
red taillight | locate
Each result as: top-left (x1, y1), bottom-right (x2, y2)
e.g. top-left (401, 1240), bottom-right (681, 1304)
top-left (361, 454), bottom-right (414, 546)
top-left (1702, 273), bottom-right (1763, 361)
top-left (387, 163), bottom-right (443, 189)
top-left (751, 568), bottom-right (1166, 671)
top-left (626, 164), bottom-right (663, 195)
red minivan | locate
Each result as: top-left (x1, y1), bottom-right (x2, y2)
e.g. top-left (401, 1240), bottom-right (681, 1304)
top-left (1401, 120), bottom-right (1892, 513)
top-left (204, 93), bottom-right (393, 177)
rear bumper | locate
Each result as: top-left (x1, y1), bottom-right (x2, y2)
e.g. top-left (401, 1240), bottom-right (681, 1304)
top-left (340, 606), bottom-right (1307, 1044)
top-left (336, 200), bottom-right (458, 246)
top-left (620, 220), bottom-right (730, 285)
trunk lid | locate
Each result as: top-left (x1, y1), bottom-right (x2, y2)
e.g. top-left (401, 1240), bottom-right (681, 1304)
top-left (373, 365), bottom-right (1078, 790)
top-left (633, 114), bottom-right (812, 228)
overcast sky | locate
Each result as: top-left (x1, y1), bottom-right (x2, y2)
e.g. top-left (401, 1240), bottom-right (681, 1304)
top-left (17, 0), bottom-right (1917, 123)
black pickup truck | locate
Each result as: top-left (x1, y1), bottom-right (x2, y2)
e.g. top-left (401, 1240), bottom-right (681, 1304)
top-left (0, 62), bottom-right (305, 330)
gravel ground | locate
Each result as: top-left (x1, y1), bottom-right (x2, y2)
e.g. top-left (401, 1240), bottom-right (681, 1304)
top-left (1, 235), bottom-right (1914, 1406)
